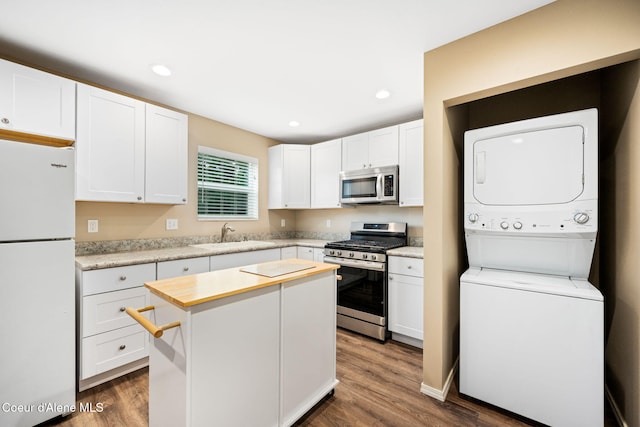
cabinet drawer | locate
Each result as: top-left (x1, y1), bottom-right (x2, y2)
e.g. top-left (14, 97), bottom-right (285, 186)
top-left (388, 256), bottom-right (424, 277)
top-left (82, 263), bottom-right (156, 296)
top-left (82, 287), bottom-right (150, 337)
top-left (81, 323), bottom-right (149, 379)
top-left (156, 256), bottom-right (210, 280)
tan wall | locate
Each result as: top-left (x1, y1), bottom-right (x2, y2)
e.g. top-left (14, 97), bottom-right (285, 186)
top-left (76, 113), bottom-right (296, 242)
top-left (601, 60), bottom-right (640, 427)
top-left (295, 206), bottom-right (423, 239)
top-left (423, 1), bottom-right (640, 424)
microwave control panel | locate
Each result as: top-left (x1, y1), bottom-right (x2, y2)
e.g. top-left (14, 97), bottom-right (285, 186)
top-left (384, 174), bottom-right (394, 196)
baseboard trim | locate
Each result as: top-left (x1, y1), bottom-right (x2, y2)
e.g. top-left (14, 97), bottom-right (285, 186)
top-left (420, 357), bottom-right (459, 402)
top-left (606, 384), bottom-right (628, 427)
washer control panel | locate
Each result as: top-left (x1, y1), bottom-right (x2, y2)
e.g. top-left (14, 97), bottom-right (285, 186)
top-left (464, 202), bottom-right (597, 235)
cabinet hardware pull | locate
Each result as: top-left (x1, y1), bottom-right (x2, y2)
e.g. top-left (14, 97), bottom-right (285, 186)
top-left (125, 306), bottom-right (180, 338)
top-left (119, 345), bottom-right (126, 350)
top-left (336, 275), bottom-right (342, 281)
top-left (119, 276), bottom-right (127, 281)
top-left (119, 307), bottom-right (126, 312)
top-left (183, 267), bottom-right (189, 271)
top-left (1, 118), bottom-right (9, 124)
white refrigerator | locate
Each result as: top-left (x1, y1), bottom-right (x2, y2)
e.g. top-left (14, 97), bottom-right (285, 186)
top-left (0, 139), bottom-right (75, 426)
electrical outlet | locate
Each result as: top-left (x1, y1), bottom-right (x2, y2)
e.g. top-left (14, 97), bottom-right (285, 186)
top-left (88, 220), bottom-right (99, 233)
top-left (326, 219), bottom-right (331, 228)
top-left (166, 219), bottom-right (178, 230)
top-left (281, 219), bottom-right (286, 228)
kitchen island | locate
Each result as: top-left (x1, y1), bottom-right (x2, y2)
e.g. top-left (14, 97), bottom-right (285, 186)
top-left (128, 258), bottom-right (339, 427)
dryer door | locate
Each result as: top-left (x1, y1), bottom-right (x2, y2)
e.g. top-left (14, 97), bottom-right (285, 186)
top-left (472, 126), bottom-right (584, 205)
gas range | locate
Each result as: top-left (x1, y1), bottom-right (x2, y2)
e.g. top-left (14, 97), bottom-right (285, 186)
top-left (324, 222), bottom-right (407, 262)
top-left (323, 221), bottom-right (407, 342)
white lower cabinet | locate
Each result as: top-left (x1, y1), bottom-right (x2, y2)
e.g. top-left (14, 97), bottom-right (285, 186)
top-left (388, 256), bottom-right (424, 348)
top-left (296, 246), bottom-right (325, 262)
top-left (76, 263), bottom-right (156, 391)
top-left (297, 246), bottom-right (314, 260)
top-left (281, 246), bottom-right (297, 259)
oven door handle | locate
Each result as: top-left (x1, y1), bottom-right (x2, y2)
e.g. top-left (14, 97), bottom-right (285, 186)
top-left (324, 256), bottom-right (386, 272)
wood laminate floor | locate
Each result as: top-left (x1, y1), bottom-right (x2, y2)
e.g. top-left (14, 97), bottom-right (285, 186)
top-left (43, 328), bottom-right (617, 427)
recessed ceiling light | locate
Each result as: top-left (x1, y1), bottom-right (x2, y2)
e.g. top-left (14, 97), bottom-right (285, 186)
top-left (375, 89), bottom-right (391, 99)
top-left (151, 64), bottom-right (172, 77)
top-left (289, 121), bottom-right (300, 127)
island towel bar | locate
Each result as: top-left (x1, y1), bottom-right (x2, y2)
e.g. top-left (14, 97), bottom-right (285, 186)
top-left (125, 306), bottom-right (180, 338)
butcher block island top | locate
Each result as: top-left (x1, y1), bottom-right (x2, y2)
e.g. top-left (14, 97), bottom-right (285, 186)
top-left (145, 258), bottom-right (339, 307)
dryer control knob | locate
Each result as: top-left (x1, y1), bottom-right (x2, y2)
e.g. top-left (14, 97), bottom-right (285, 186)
top-left (468, 213), bottom-right (479, 223)
top-left (574, 212), bottom-right (590, 224)
top-left (500, 221), bottom-right (509, 230)
top-left (513, 221), bottom-right (523, 230)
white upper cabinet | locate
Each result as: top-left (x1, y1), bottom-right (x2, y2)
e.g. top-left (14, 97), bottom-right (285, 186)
top-left (0, 58), bottom-right (76, 141)
top-left (341, 125), bottom-right (398, 171)
top-left (311, 139), bottom-right (342, 209)
top-left (268, 144), bottom-right (310, 209)
top-left (76, 83), bottom-right (188, 204)
top-left (76, 84), bottom-right (146, 202)
top-left (145, 104), bottom-right (188, 204)
top-left (399, 119), bottom-right (424, 207)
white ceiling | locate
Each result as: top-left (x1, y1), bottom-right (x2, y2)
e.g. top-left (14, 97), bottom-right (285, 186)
top-left (1, 0), bottom-right (554, 144)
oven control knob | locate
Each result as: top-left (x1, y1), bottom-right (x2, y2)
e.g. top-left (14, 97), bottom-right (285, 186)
top-left (513, 221), bottom-right (523, 230)
top-left (500, 221), bottom-right (509, 230)
top-left (468, 213), bottom-right (479, 223)
top-left (370, 254), bottom-right (377, 261)
top-left (328, 250), bottom-right (335, 256)
top-left (573, 212), bottom-right (590, 224)
top-left (337, 251), bottom-right (342, 256)
top-left (349, 252), bottom-right (354, 258)
top-left (362, 254), bottom-right (368, 260)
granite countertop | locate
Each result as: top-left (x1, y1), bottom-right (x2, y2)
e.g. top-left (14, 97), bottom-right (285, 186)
top-left (76, 237), bottom-right (423, 271)
top-left (387, 246), bottom-right (424, 259)
top-left (146, 259), bottom-right (339, 307)
top-left (75, 239), bottom-right (330, 271)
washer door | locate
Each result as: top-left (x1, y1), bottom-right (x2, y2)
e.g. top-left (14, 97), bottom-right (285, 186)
top-left (472, 125), bottom-right (584, 205)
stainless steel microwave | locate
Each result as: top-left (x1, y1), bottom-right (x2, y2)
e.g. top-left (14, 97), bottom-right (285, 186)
top-left (339, 165), bottom-right (399, 205)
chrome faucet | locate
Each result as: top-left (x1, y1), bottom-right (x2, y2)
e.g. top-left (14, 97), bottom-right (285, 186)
top-left (221, 222), bottom-right (235, 242)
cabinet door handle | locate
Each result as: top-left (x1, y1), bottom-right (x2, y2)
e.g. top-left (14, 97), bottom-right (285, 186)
top-left (183, 266), bottom-right (189, 272)
top-left (1, 117), bottom-right (9, 124)
top-left (137, 196), bottom-right (143, 200)
top-left (119, 345), bottom-right (126, 351)
top-left (407, 265), bottom-right (412, 269)
top-left (119, 307), bottom-right (126, 312)
top-left (119, 276), bottom-right (127, 281)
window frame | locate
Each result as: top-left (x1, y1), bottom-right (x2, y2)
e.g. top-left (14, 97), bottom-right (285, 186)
top-left (196, 146), bottom-right (259, 220)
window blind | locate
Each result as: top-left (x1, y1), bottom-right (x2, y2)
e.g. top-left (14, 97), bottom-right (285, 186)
top-left (197, 146), bottom-right (258, 219)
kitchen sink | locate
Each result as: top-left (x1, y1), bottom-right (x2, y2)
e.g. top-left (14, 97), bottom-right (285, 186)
top-left (190, 240), bottom-right (276, 251)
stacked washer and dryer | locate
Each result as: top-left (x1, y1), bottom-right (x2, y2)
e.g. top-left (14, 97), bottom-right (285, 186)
top-left (460, 109), bottom-right (604, 427)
